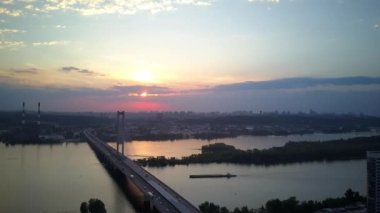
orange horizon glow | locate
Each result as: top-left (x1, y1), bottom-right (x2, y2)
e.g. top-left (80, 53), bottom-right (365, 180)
top-left (128, 92), bottom-right (160, 97)
top-left (127, 101), bottom-right (165, 111)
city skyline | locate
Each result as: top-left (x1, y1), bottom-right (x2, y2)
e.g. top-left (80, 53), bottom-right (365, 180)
top-left (1, 0), bottom-right (379, 113)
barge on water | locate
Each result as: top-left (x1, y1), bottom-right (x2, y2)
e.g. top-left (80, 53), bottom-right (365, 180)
top-left (189, 173), bottom-right (237, 179)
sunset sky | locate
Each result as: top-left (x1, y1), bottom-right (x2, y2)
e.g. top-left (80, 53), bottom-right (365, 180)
top-left (0, 0), bottom-right (379, 113)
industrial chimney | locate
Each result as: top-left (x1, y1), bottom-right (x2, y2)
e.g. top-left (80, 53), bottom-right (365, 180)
top-left (21, 102), bottom-right (25, 125)
top-left (37, 102), bottom-right (41, 125)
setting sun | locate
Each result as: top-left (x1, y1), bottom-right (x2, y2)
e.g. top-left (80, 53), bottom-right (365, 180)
top-left (133, 70), bottom-right (154, 83)
top-left (140, 92), bottom-right (147, 97)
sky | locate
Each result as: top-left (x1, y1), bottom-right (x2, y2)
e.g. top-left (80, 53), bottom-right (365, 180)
top-left (0, 0), bottom-right (379, 114)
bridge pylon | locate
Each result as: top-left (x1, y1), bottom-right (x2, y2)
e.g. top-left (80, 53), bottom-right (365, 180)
top-left (116, 111), bottom-right (125, 155)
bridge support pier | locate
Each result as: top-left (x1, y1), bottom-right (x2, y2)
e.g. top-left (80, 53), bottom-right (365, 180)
top-left (116, 111), bottom-right (125, 155)
top-left (116, 142), bottom-right (124, 155)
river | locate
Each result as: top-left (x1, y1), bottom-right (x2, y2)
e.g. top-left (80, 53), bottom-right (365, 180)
top-left (0, 143), bottom-right (136, 213)
top-left (146, 161), bottom-right (366, 210)
top-left (0, 131), bottom-right (375, 212)
top-left (109, 131), bottom-right (379, 159)
top-left (109, 131), bottom-right (372, 209)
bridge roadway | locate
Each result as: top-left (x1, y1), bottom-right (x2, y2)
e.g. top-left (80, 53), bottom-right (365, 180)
top-left (83, 129), bottom-right (200, 213)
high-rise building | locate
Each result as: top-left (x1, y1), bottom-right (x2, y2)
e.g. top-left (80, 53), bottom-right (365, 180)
top-left (367, 151), bottom-right (380, 213)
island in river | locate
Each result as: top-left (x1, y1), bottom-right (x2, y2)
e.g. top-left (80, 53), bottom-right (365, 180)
top-left (137, 135), bottom-right (380, 167)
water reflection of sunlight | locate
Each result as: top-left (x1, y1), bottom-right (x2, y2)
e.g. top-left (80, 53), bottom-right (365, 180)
top-left (107, 131), bottom-right (380, 161)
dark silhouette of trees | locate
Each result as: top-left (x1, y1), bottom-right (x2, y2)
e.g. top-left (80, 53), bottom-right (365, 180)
top-left (220, 207), bottom-right (229, 213)
top-left (263, 189), bottom-right (366, 213)
top-left (80, 199), bottom-right (106, 213)
top-left (199, 201), bottom-right (222, 213)
top-left (345, 188), bottom-right (360, 203)
top-left (199, 202), bottom-right (255, 213)
top-left (265, 199), bottom-right (282, 213)
top-left (202, 143), bottom-right (236, 153)
top-left (199, 189), bottom-right (365, 213)
top-left (80, 202), bottom-right (88, 213)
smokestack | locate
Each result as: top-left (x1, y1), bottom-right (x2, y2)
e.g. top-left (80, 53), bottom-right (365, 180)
top-left (116, 111), bottom-right (120, 131)
top-left (22, 102), bottom-right (25, 125)
top-left (37, 102), bottom-right (41, 125)
top-left (122, 111), bottom-right (125, 132)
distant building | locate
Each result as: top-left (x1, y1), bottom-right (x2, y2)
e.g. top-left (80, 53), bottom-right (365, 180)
top-left (367, 151), bottom-right (380, 213)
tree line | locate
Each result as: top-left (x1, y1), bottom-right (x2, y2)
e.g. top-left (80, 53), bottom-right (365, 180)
top-left (199, 189), bottom-right (365, 213)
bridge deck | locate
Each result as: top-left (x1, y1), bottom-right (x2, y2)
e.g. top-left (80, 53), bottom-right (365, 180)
top-left (84, 129), bottom-right (200, 213)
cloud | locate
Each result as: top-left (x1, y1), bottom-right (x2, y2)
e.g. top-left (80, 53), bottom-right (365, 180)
top-left (0, 28), bottom-right (26, 34)
top-left (60, 66), bottom-right (104, 76)
top-left (113, 85), bottom-right (172, 93)
top-left (0, 28), bottom-right (26, 50)
top-left (195, 1), bottom-right (212, 6)
top-left (32, 41), bottom-right (69, 46)
top-left (0, 40), bottom-right (24, 49)
top-left (55, 25), bottom-right (66, 29)
top-left (1, 0), bottom-right (14, 4)
top-left (0, 76), bottom-right (380, 115)
top-left (61, 66), bottom-right (80, 72)
top-left (0, 75), bottom-right (12, 82)
top-left (112, 85), bottom-right (175, 96)
top-left (77, 69), bottom-right (97, 75)
top-left (213, 77), bottom-right (380, 92)
top-left (0, 0), bottom-right (213, 16)
top-left (0, 0), bottom-right (285, 17)
top-left (0, 0), bottom-right (289, 17)
top-left (248, 0), bottom-right (280, 3)
top-left (0, 7), bottom-right (22, 16)
top-left (10, 67), bottom-right (39, 74)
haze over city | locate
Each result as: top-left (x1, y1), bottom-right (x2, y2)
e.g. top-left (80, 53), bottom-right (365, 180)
top-left (0, 0), bottom-right (379, 114)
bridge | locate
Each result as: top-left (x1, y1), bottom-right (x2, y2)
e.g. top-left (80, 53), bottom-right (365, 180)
top-left (83, 129), bottom-right (200, 213)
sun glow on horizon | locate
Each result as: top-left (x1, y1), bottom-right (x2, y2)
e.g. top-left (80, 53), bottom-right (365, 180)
top-left (128, 91), bottom-right (160, 97)
top-left (132, 70), bottom-right (155, 83)
top-left (141, 92), bottom-right (147, 97)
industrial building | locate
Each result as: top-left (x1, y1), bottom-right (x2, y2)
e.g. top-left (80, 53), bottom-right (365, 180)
top-left (367, 151), bottom-right (380, 213)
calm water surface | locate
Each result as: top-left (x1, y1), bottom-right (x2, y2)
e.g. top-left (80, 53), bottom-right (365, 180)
top-left (110, 131), bottom-right (379, 159)
top-left (108, 132), bottom-right (370, 209)
top-left (146, 160), bottom-right (366, 210)
top-left (1, 132), bottom-right (373, 212)
top-left (0, 143), bottom-right (136, 213)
